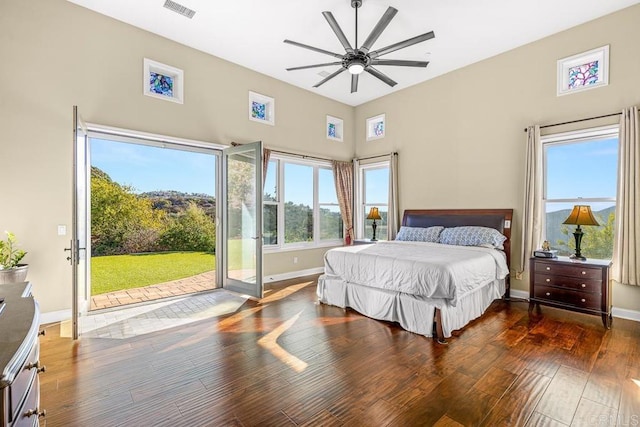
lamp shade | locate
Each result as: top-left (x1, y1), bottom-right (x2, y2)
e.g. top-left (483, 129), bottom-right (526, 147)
top-left (366, 207), bottom-right (382, 220)
top-left (562, 205), bottom-right (600, 226)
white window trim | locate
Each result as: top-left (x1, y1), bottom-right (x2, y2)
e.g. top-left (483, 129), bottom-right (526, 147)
top-left (264, 154), bottom-right (343, 252)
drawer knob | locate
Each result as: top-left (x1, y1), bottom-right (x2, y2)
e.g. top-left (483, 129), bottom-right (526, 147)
top-left (546, 267), bottom-right (551, 271)
top-left (24, 408), bottom-right (46, 418)
top-left (25, 361), bottom-right (42, 371)
top-left (582, 271), bottom-right (587, 275)
top-left (546, 278), bottom-right (551, 282)
top-left (546, 292), bottom-right (551, 296)
top-left (581, 284), bottom-right (586, 288)
top-left (581, 298), bottom-right (586, 303)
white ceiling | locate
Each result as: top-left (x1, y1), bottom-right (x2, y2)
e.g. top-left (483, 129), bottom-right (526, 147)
top-left (68, 0), bottom-right (640, 106)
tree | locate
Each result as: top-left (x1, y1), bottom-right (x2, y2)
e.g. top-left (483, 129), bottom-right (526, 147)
top-left (91, 167), bottom-right (165, 255)
top-left (159, 202), bottom-right (216, 252)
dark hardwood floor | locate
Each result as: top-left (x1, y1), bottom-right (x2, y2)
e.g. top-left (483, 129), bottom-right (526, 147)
top-left (39, 275), bottom-right (640, 426)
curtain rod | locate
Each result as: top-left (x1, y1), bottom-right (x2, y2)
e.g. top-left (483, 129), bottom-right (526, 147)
top-left (523, 112), bottom-right (621, 132)
top-left (356, 152), bottom-right (398, 161)
top-left (269, 149), bottom-right (333, 162)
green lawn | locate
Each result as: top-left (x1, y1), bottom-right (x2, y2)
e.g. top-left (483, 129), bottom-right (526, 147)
top-left (91, 252), bottom-right (216, 295)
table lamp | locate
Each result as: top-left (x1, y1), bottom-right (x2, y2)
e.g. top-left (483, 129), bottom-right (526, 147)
top-left (366, 207), bottom-right (382, 241)
top-left (562, 205), bottom-right (600, 261)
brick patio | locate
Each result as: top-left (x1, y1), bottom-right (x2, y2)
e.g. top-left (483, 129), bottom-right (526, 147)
top-left (90, 270), bottom-right (217, 311)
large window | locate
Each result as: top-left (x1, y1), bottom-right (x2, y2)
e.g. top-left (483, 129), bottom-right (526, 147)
top-left (263, 156), bottom-right (343, 248)
top-left (543, 126), bottom-right (618, 259)
top-left (358, 161), bottom-right (389, 240)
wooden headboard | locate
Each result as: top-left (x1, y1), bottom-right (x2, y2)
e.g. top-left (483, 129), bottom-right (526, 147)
top-left (402, 208), bottom-right (513, 272)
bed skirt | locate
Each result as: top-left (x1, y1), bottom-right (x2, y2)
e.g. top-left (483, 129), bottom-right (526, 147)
top-left (317, 275), bottom-right (505, 338)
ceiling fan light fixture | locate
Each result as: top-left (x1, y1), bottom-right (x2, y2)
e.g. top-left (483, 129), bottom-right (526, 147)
top-left (348, 59), bottom-right (365, 74)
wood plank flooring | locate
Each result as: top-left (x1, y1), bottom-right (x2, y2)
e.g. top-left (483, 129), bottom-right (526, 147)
top-left (39, 275), bottom-right (640, 426)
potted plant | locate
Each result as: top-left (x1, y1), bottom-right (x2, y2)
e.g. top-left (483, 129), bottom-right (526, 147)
top-left (0, 231), bottom-right (28, 284)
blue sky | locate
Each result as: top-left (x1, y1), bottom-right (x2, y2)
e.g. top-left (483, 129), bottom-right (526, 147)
top-left (91, 138), bottom-right (216, 196)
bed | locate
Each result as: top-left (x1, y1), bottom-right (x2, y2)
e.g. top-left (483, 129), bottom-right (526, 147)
top-left (317, 209), bottom-right (513, 343)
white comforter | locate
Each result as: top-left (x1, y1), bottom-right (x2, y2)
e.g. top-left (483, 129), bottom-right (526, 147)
top-left (323, 241), bottom-right (509, 306)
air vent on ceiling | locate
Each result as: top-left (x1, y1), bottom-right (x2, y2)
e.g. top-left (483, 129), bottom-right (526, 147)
top-left (163, 0), bottom-right (196, 19)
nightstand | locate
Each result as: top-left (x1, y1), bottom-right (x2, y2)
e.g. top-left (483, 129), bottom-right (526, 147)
top-left (353, 239), bottom-right (377, 245)
top-left (529, 256), bottom-right (612, 328)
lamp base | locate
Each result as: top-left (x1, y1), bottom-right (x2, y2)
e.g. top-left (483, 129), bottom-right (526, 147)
top-left (569, 254), bottom-right (587, 262)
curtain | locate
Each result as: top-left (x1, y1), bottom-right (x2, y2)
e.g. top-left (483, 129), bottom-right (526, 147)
top-left (387, 153), bottom-right (399, 240)
top-left (613, 106), bottom-right (640, 286)
top-left (332, 160), bottom-right (354, 245)
top-left (262, 148), bottom-right (271, 188)
top-left (517, 125), bottom-right (543, 279)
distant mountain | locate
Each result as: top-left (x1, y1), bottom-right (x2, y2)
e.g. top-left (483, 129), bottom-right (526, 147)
top-left (140, 190), bottom-right (216, 217)
top-left (545, 206), bottom-right (615, 252)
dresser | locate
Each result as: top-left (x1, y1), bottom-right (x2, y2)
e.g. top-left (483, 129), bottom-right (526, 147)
top-left (529, 257), bottom-right (612, 328)
top-left (0, 283), bottom-right (46, 426)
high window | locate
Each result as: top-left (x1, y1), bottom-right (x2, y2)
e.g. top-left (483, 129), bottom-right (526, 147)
top-left (358, 161), bottom-right (390, 240)
top-left (542, 125), bottom-right (618, 259)
top-left (263, 155), bottom-right (343, 249)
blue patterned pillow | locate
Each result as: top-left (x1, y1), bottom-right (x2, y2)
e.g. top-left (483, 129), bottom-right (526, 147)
top-left (439, 226), bottom-right (507, 249)
top-left (395, 226), bottom-right (444, 242)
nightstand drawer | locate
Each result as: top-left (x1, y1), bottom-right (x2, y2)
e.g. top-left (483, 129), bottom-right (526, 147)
top-left (534, 273), bottom-right (601, 293)
top-left (534, 285), bottom-right (600, 311)
top-left (534, 262), bottom-right (603, 280)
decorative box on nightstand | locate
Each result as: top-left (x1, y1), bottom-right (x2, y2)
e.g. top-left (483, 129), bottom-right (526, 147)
top-left (529, 256), bottom-right (612, 328)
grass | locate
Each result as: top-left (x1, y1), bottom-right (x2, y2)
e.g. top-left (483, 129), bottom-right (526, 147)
top-left (91, 251), bottom-right (216, 295)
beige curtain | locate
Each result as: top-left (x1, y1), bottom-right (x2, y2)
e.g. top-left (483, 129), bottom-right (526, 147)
top-left (262, 148), bottom-right (271, 187)
top-left (517, 125), bottom-right (543, 279)
top-left (332, 160), bottom-right (354, 245)
top-left (613, 106), bottom-right (640, 286)
top-left (387, 153), bottom-right (400, 240)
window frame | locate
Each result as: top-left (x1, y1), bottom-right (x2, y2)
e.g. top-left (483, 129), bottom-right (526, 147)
top-left (263, 154), bottom-right (343, 252)
top-left (356, 160), bottom-right (390, 239)
top-left (541, 124), bottom-right (618, 257)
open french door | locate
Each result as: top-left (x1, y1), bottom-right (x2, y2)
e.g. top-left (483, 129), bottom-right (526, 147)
top-left (221, 141), bottom-right (263, 298)
top-left (70, 106), bottom-right (90, 339)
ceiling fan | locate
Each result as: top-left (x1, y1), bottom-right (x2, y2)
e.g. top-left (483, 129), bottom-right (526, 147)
top-left (284, 0), bottom-right (435, 93)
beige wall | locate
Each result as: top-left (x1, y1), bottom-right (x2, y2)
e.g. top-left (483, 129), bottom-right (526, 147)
top-left (354, 4), bottom-right (640, 310)
top-left (0, 0), bottom-right (353, 314)
top-left (2, 0), bottom-right (640, 315)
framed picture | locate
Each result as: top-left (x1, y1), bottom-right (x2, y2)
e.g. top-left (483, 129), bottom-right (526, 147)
top-left (248, 91), bottom-right (275, 125)
top-left (366, 114), bottom-right (386, 141)
top-left (557, 45), bottom-right (609, 96)
top-left (326, 115), bottom-right (344, 142)
top-left (143, 58), bottom-right (184, 104)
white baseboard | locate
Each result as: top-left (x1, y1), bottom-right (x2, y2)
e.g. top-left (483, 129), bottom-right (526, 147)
top-left (264, 267), bottom-right (324, 283)
top-left (40, 309), bottom-right (71, 326)
top-left (509, 289), bottom-right (529, 300)
top-left (612, 307), bottom-right (640, 322)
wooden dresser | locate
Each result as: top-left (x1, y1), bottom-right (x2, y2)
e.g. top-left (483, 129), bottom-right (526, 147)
top-left (0, 283), bottom-right (46, 426)
top-left (529, 257), bottom-right (612, 328)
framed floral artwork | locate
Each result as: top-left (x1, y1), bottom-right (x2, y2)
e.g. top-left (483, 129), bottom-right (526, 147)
top-left (249, 91), bottom-right (275, 125)
top-left (326, 115), bottom-right (343, 141)
top-left (143, 58), bottom-right (184, 104)
top-left (366, 114), bottom-right (385, 141)
top-left (557, 45), bottom-right (609, 96)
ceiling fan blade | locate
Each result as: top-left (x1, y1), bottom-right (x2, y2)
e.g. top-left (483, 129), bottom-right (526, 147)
top-left (360, 6), bottom-right (398, 53)
top-left (322, 11), bottom-right (354, 54)
top-left (369, 31), bottom-right (435, 59)
top-left (283, 39), bottom-right (345, 59)
top-left (286, 62), bottom-right (344, 71)
top-left (351, 74), bottom-right (359, 93)
top-left (369, 59), bottom-right (429, 67)
top-left (313, 67), bottom-right (346, 88)
top-left (365, 66), bottom-right (398, 87)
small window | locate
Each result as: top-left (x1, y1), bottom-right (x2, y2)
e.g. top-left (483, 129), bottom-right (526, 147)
top-left (543, 126), bottom-right (618, 259)
top-left (359, 162), bottom-right (389, 240)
